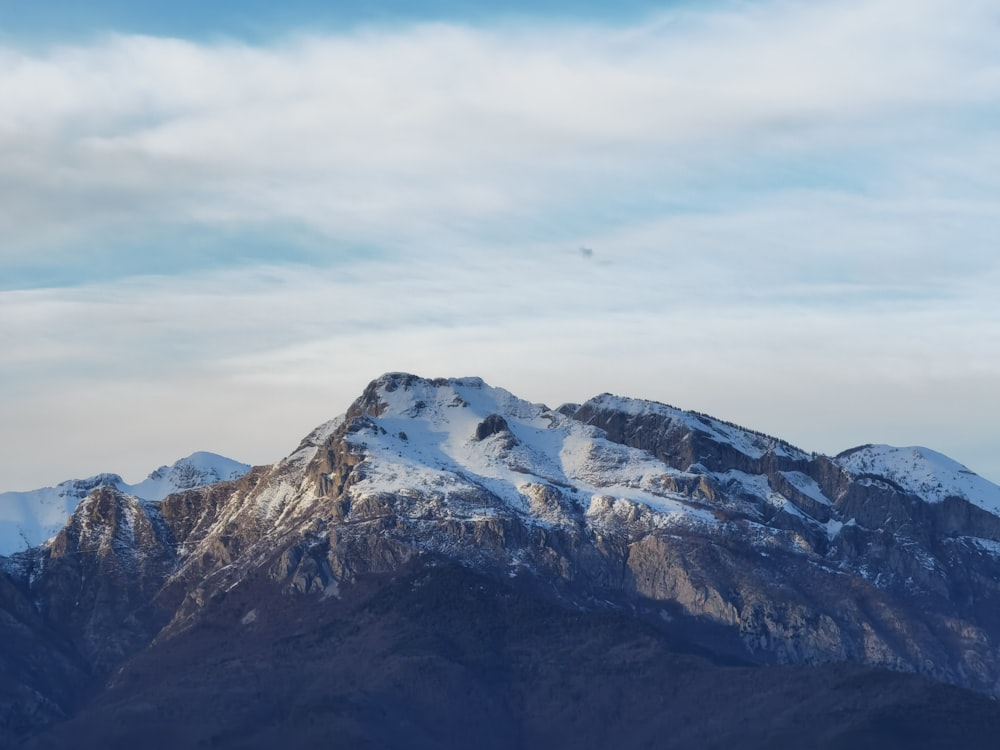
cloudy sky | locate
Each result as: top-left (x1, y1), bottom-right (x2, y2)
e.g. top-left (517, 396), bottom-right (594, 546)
top-left (2, 0), bottom-right (999, 490)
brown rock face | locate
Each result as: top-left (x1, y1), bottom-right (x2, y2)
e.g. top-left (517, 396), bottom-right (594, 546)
top-left (32, 488), bottom-right (175, 672)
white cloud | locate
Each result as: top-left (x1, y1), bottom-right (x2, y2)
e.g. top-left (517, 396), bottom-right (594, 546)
top-left (2, 0), bottom-right (1000, 489)
top-left (0, 0), bottom-right (998, 259)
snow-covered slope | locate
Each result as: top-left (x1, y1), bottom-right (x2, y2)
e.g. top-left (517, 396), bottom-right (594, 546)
top-left (0, 474), bottom-right (124, 558)
top-left (129, 451), bottom-right (251, 501)
top-left (338, 376), bottom-right (1000, 547)
top-left (0, 452), bottom-right (250, 555)
top-left (344, 376), bottom-right (717, 529)
top-left (836, 444), bottom-right (1000, 515)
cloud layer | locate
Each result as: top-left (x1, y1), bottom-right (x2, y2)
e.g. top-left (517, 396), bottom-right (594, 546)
top-left (2, 0), bottom-right (999, 488)
top-left (3, 0), bottom-right (998, 270)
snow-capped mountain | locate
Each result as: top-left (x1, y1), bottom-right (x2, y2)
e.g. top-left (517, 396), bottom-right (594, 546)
top-left (3, 373), bottom-right (1000, 748)
top-left (837, 443), bottom-right (1000, 513)
top-left (0, 452), bottom-right (250, 555)
top-left (127, 451), bottom-right (252, 501)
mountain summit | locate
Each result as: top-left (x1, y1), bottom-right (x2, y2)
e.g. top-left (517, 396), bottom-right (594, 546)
top-left (3, 373), bottom-right (1000, 748)
top-left (0, 452), bottom-right (250, 555)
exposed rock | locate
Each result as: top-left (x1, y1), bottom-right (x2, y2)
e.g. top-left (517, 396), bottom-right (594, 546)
top-left (474, 414), bottom-right (511, 441)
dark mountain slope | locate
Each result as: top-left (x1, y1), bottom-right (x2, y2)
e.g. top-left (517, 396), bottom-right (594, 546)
top-left (21, 561), bottom-right (1000, 750)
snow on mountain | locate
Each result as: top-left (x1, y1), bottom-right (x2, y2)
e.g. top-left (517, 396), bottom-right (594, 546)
top-left (579, 392), bottom-right (810, 461)
top-left (835, 444), bottom-right (1000, 516)
top-left (0, 452), bottom-right (250, 555)
top-left (346, 375), bottom-right (717, 528)
top-left (129, 451), bottom-right (251, 501)
top-left (0, 474), bottom-right (125, 558)
top-left (780, 470), bottom-right (832, 506)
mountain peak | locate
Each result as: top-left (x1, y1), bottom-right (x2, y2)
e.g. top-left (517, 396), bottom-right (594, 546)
top-left (0, 452), bottom-right (251, 555)
top-left (134, 451), bottom-right (251, 500)
top-left (836, 443), bottom-right (1000, 512)
top-left (349, 372), bottom-right (543, 424)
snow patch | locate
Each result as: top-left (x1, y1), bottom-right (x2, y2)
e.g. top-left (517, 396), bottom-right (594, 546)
top-left (964, 537), bottom-right (1000, 557)
top-left (781, 471), bottom-right (832, 506)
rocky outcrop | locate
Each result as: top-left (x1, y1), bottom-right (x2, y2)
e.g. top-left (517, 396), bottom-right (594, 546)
top-left (28, 488), bottom-right (175, 672)
top-left (474, 414), bottom-right (511, 441)
top-left (573, 399), bottom-right (810, 477)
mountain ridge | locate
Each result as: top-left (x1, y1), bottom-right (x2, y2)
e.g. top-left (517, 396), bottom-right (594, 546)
top-left (0, 451), bottom-right (251, 556)
top-left (3, 372), bottom-right (1000, 747)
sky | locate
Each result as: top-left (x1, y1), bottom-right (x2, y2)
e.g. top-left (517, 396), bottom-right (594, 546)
top-left (2, 0), bottom-right (999, 490)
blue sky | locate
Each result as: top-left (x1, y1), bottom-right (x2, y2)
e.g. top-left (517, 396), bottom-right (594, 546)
top-left (0, 1), bottom-right (676, 38)
top-left (2, 0), bottom-right (1000, 489)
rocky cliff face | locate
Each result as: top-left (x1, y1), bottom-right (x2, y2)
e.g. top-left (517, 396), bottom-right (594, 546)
top-left (4, 372), bottom-right (1000, 746)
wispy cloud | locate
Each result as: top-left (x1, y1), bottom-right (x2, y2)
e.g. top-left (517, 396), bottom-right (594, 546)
top-left (2, 0), bottom-right (998, 273)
